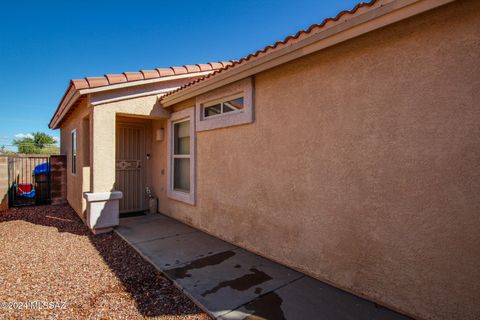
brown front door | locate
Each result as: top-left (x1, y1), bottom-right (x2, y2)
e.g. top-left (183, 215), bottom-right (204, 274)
top-left (115, 122), bottom-right (145, 213)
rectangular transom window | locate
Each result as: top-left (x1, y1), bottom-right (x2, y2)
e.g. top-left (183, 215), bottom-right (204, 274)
top-left (203, 96), bottom-right (244, 119)
top-left (172, 119), bottom-right (190, 192)
top-left (196, 77), bottom-right (253, 132)
top-left (71, 129), bottom-right (77, 175)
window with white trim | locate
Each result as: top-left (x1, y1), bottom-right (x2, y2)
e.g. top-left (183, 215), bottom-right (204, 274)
top-left (167, 107), bottom-right (196, 205)
top-left (172, 119), bottom-right (191, 192)
top-left (203, 96), bottom-right (244, 119)
top-left (195, 77), bottom-right (253, 132)
top-left (71, 129), bottom-right (77, 175)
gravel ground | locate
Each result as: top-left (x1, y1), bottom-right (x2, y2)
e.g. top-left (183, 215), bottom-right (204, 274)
top-left (0, 205), bottom-right (210, 320)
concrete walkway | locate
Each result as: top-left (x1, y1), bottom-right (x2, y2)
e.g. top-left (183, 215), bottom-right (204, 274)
top-left (115, 214), bottom-right (410, 320)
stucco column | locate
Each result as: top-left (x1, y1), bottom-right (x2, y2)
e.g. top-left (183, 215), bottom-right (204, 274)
top-left (91, 106), bottom-right (116, 193)
top-left (84, 105), bottom-right (122, 234)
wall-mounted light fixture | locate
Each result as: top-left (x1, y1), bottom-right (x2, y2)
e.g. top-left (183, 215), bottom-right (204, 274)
top-left (155, 128), bottom-right (164, 141)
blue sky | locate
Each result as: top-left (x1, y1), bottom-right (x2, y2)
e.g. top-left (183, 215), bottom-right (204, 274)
top-left (0, 0), bottom-right (360, 151)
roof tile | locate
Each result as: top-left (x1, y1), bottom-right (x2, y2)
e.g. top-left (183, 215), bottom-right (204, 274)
top-left (141, 69), bottom-right (160, 79)
top-left (71, 79), bottom-right (89, 90)
top-left (123, 72), bottom-right (144, 81)
top-left (184, 65), bottom-right (201, 73)
top-left (196, 63), bottom-right (213, 71)
top-left (50, 61), bottom-right (230, 128)
top-left (86, 77), bottom-right (109, 88)
top-left (219, 61), bottom-right (233, 68)
top-left (156, 68), bottom-right (175, 77)
top-left (208, 62), bottom-right (224, 69)
top-left (105, 74), bottom-right (127, 85)
top-left (171, 66), bottom-right (188, 75)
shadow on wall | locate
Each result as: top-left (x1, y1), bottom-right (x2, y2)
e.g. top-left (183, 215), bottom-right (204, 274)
top-left (0, 204), bottom-right (203, 317)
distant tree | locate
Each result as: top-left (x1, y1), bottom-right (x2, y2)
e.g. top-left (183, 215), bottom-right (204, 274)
top-left (14, 136), bottom-right (37, 154)
top-left (14, 132), bottom-right (59, 155)
top-left (0, 145), bottom-right (15, 155)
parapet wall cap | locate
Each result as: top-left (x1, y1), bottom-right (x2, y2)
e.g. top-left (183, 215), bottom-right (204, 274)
top-left (83, 191), bottom-right (123, 202)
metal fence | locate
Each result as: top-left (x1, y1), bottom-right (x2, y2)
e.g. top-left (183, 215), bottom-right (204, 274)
top-left (8, 156), bottom-right (51, 207)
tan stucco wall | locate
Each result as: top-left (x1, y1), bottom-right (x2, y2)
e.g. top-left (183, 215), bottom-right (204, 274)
top-left (60, 99), bottom-right (91, 217)
top-left (154, 2), bottom-right (480, 319)
top-left (59, 82), bottom-right (177, 216)
top-left (61, 94), bottom-right (169, 215)
top-left (90, 95), bottom-right (169, 194)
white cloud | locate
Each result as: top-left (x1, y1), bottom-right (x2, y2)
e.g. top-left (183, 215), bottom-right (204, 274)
top-left (15, 133), bottom-right (34, 139)
top-left (53, 136), bottom-right (60, 142)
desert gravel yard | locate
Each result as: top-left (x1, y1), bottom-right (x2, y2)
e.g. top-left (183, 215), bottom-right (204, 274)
top-left (0, 205), bottom-right (209, 320)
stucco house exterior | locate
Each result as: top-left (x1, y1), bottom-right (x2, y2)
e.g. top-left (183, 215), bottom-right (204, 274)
top-left (48, 0), bottom-right (480, 319)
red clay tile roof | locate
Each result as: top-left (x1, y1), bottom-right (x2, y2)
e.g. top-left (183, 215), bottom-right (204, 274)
top-left (161, 0), bottom-right (378, 101)
top-left (51, 1), bottom-right (378, 128)
top-left (69, 62), bottom-right (233, 90)
top-left (49, 62), bottom-right (233, 128)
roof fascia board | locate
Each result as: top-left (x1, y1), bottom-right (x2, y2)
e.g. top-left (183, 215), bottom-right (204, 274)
top-left (49, 89), bottom-right (80, 129)
top-left (162, 0), bottom-right (454, 106)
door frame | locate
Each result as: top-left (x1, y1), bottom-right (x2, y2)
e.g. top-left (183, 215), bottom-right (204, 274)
top-left (115, 121), bottom-right (147, 213)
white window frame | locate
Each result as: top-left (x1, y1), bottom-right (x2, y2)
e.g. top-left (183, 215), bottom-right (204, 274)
top-left (202, 93), bottom-right (244, 120)
top-left (195, 77), bottom-right (253, 132)
top-left (167, 107), bottom-right (196, 205)
top-left (71, 129), bottom-right (77, 175)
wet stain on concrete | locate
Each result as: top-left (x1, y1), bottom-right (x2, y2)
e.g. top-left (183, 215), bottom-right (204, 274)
top-left (234, 264), bottom-right (241, 269)
top-left (244, 292), bottom-right (286, 320)
top-left (167, 251), bottom-right (236, 279)
top-left (201, 268), bottom-right (272, 297)
top-left (193, 280), bottom-right (200, 288)
top-left (254, 287), bottom-right (262, 294)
